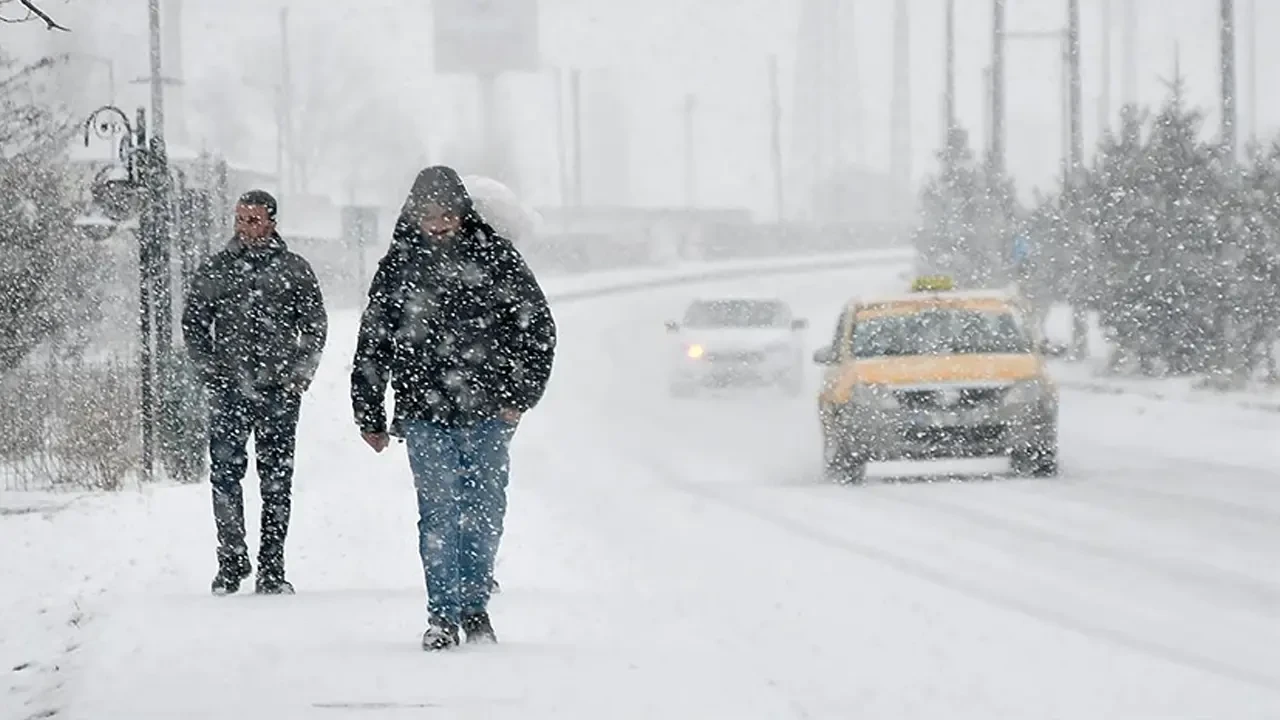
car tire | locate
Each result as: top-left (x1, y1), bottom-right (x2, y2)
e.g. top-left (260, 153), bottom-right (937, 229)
top-left (823, 428), bottom-right (867, 485)
top-left (1012, 427), bottom-right (1058, 477)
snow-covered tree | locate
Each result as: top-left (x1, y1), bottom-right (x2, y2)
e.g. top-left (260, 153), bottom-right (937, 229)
top-left (1083, 104), bottom-right (1162, 371)
top-left (915, 126), bottom-right (1019, 288)
top-left (1074, 81), bottom-right (1253, 378)
top-left (0, 53), bottom-right (102, 375)
top-left (0, 0), bottom-right (69, 31)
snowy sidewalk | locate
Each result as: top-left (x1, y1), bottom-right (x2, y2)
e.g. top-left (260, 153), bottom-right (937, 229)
top-left (1042, 305), bottom-right (1280, 413)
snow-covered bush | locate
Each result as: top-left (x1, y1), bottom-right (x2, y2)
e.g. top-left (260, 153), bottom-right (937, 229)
top-left (0, 52), bottom-right (141, 491)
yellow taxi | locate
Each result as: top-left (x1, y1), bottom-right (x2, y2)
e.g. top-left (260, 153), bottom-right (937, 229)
top-left (812, 276), bottom-right (1058, 483)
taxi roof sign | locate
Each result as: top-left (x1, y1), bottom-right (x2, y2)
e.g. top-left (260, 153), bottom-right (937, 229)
top-left (910, 275), bottom-right (954, 292)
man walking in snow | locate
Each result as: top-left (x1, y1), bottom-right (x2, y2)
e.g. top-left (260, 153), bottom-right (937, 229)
top-left (351, 166), bottom-right (555, 650)
top-left (182, 190), bottom-right (328, 596)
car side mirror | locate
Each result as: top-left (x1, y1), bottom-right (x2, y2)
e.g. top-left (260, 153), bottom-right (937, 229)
top-left (812, 346), bottom-right (837, 365)
top-left (664, 320), bottom-right (679, 332)
top-left (1039, 340), bottom-right (1067, 358)
top-left (790, 318), bottom-right (809, 330)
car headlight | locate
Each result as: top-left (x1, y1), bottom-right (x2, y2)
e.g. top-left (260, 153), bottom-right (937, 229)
top-left (686, 344), bottom-right (705, 359)
top-left (1003, 379), bottom-right (1045, 406)
top-left (851, 383), bottom-right (898, 410)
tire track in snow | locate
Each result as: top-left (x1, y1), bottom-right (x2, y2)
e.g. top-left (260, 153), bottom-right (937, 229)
top-left (845, 482), bottom-right (1280, 614)
top-left (608, 431), bottom-right (1280, 697)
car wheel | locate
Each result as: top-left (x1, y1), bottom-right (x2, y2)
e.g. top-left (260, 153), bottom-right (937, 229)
top-left (1012, 427), bottom-right (1058, 477)
top-left (823, 429), bottom-right (867, 485)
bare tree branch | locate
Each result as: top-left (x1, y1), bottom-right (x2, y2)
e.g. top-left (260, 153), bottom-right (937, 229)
top-left (0, 0), bottom-right (70, 31)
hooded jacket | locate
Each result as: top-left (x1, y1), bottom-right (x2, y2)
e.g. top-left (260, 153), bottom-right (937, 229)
top-left (350, 167), bottom-right (557, 431)
top-left (182, 233), bottom-right (328, 393)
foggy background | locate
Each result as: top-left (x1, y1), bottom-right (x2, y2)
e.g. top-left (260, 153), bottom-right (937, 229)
top-left (8, 0), bottom-right (1274, 213)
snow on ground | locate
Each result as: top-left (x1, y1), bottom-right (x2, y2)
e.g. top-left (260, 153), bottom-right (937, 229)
top-left (5, 261), bottom-right (1280, 719)
top-left (1041, 304), bottom-right (1280, 413)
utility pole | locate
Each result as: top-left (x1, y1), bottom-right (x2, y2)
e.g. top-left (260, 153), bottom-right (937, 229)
top-left (554, 68), bottom-right (571, 207)
top-left (990, 0), bottom-right (1005, 173)
top-left (1221, 0), bottom-right (1236, 157)
top-left (768, 54), bottom-right (785, 221)
top-left (890, 0), bottom-right (911, 192)
top-left (843, 0), bottom-right (864, 165)
top-left (944, 0), bottom-right (956, 140)
top-left (1099, 0), bottom-right (1112, 135)
top-left (1121, 0), bottom-right (1136, 107)
top-left (683, 93), bottom-right (697, 208)
top-left (1066, 0), bottom-right (1088, 360)
top-left (146, 0), bottom-right (174, 480)
top-left (147, 0), bottom-right (172, 392)
top-left (1247, 0), bottom-right (1257, 148)
top-left (982, 65), bottom-right (993, 161)
top-left (148, 0), bottom-right (166, 153)
top-left (280, 7), bottom-right (295, 194)
top-left (570, 68), bottom-right (583, 207)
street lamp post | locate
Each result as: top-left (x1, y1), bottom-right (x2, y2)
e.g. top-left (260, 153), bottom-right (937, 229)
top-left (82, 104), bottom-right (172, 483)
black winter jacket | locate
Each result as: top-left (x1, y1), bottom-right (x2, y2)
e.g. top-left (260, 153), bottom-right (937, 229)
top-left (182, 234), bottom-right (328, 393)
top-left (350, 217), bottom-right (556, 432)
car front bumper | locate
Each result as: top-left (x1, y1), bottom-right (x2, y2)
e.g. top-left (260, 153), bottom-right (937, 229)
top-left (830, 401), bottom-right (1056, 461)
top-left (671, 351), bottom-right (792, 387)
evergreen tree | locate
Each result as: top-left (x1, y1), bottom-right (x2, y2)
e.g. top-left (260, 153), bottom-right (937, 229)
top-left (1084, 104), bottom-right (1162, 372)
top-left (916, 127), bottom-right (1019, 288)
top-left (1142, 83), bottom-right (1228, 374)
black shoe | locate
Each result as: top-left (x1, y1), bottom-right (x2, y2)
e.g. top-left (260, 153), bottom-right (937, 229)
top-left (422, 617), bottom-right (460, 651)
top-left (254, 575), bottom-right (295, 595)
top-left (211, 556), bottom-right (252, 596)
top-left (461, 611), bottom-right (497, 644)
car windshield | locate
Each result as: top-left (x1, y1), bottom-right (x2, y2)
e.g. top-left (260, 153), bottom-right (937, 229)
top-left (683, 300), bottom-right (786, 328)
top-left (851, 307), bottom-right (1032, 357)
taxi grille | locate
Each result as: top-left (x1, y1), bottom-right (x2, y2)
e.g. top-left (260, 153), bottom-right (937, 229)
top-left (894, 387), bottom-right (1007, 410)
top-left (902, 424), bottom-right (1006, 445)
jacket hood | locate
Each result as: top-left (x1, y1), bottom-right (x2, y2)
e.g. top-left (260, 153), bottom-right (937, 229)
top-left (400, 165), bottom-right (475, 221)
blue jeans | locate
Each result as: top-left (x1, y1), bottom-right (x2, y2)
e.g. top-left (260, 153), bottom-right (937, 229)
top-left (402, 418), bottom-right (514, 625)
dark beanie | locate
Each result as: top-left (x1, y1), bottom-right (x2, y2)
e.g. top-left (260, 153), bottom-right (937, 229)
top-left (401, 166), bottom-right (473, 220)
top-left (238, 189), bottom-right (278, 219)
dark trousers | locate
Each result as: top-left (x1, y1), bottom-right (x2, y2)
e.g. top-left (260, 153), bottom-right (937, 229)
top-left (208, 385), bottom-right (302, 579)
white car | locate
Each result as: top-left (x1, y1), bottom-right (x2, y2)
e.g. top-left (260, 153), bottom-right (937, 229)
top-left (664, 298), bottom-right (808, 396)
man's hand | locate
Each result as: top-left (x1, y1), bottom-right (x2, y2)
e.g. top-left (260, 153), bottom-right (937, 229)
top-left (498, 408), bottom-right (522, 425)
top-left (362, 432), bottom-right (390, 453)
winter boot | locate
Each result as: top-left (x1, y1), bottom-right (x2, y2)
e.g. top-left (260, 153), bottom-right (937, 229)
top-left (461, 611), bottom-right (497, 644)
top-left (211, 555), bottom-right (252, 596)
top-left (421, 616), bottom-right (460, 651)
top-left (254, 566), bottom-right (294, 594)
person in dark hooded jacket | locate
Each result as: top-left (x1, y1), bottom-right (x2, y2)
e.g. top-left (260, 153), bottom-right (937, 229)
top-left (182, 189), bottom-right (328, 597)
top-left (351, 166), bottom-right (556, 650)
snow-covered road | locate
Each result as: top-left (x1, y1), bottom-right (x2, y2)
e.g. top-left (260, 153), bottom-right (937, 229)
top-left (28, 263), bottom-right (1280, 718)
